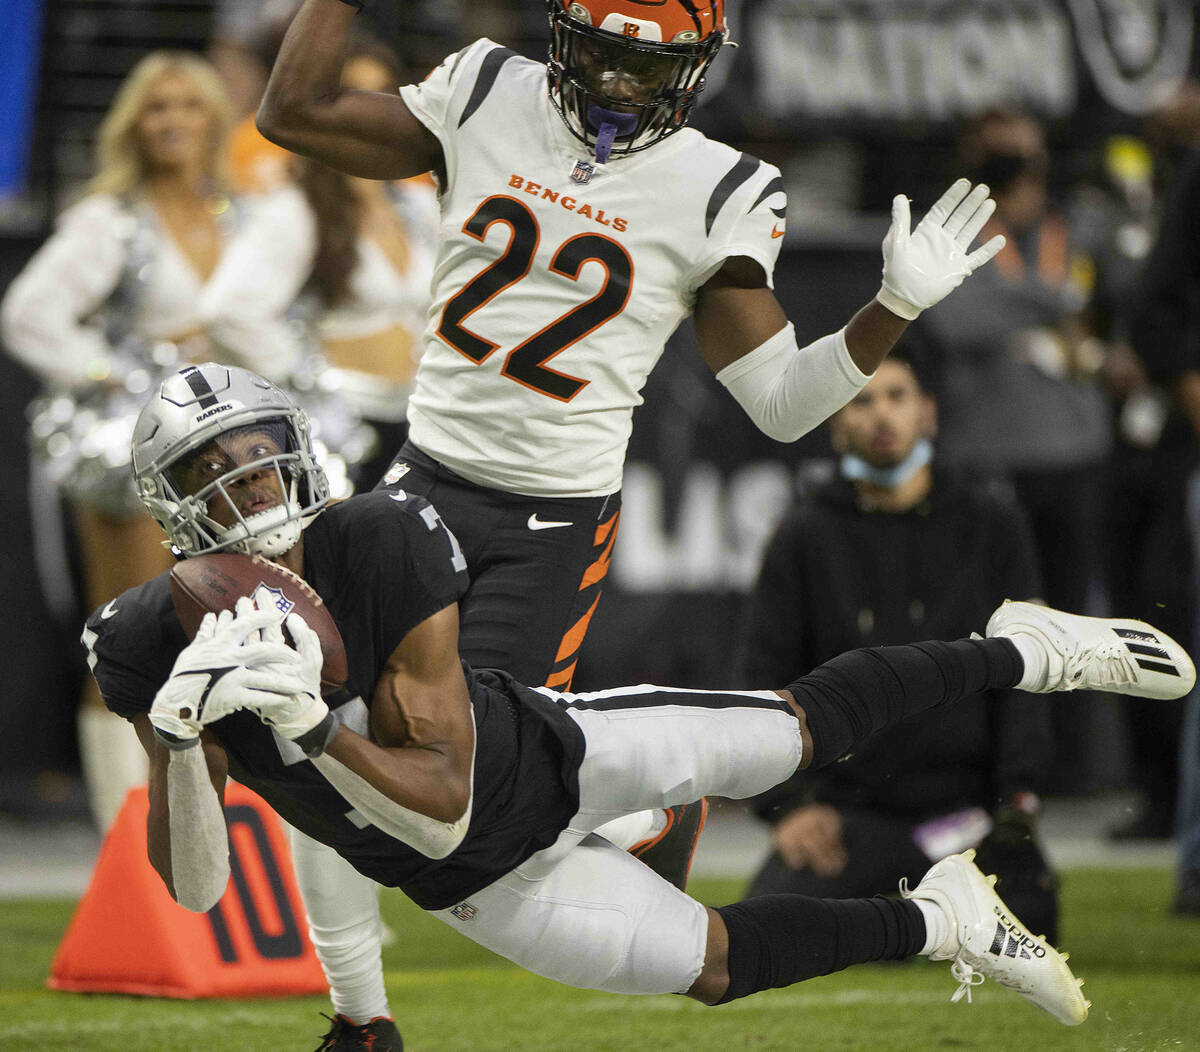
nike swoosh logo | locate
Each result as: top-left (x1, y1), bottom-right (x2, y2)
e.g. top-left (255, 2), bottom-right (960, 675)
top-left (771, 224), bottom-right (786, 239)
top-left (528, 513), bottom-right (573, 531)
top-left (389, 490), bottom-right (408, 502)
top-left (178, 666), bottom-right (238, 721)
top-left (100, 600), bottom-right (119, 620)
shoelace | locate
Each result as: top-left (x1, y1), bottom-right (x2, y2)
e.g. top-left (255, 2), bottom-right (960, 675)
top-left (948, 955), bottom-right (986, 1004)
top-left (1062, 639), bottom-right (1138, 690)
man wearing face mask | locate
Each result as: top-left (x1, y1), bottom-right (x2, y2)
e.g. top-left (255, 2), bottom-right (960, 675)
top-left (738, 347), bottom-right (1059, 941)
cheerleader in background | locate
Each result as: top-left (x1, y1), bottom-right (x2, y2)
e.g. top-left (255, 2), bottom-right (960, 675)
top-left (200, 32), bottom-right (438, 491)
top-left (0, 52), bottom-right (292, 831)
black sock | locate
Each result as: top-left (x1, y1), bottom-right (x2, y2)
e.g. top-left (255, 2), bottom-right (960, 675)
top-left (714, 895), bottom-right (926, 1004)
top-left (786, 637), bottom-right (1022, 770)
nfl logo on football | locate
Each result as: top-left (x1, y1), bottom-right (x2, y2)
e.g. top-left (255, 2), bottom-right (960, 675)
top-left (252, 582), bottom-right (295, 618)
top-left (570, 159), bottom-right (595, 185)
top-left (450, 901), bottom-right (477, 922)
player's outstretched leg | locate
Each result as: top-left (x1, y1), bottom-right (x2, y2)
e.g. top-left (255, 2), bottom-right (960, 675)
top-left (708, 851), bottom-right (1087, 1026)
top-left (290, 830), bottom-right (400, 1051)
top-left (784, 605), bottom-right (1194, 772)
top-left (985, 600), bottom-right (1195, 699)
top-left (901, 849), bottom-right (1088, 1025)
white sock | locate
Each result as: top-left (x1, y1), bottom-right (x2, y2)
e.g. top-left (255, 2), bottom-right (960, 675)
top-left (913, 897), bottom-right (952, 956)
top-left (77, 706), bottom-right (148, 832)
top-left (1006, 632), bottom-right (1049, 691)
top-left (289, 828), bottom-right (392, 1024)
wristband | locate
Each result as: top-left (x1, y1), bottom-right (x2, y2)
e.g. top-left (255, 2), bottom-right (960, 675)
top-left (294, 710), bottom-right (339, 759)
top-left (153, 726), bottom-right (201, 751)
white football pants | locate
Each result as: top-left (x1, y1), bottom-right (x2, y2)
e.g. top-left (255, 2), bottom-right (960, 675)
top-left (432, 684), bottom-right (802, 994)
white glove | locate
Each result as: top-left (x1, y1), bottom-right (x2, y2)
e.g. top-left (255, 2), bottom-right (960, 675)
top-left (876, 178), bottom-right (1007, 321)
top-left (149, 605), bottom-right (306, 749)
top-left (247, 609), bottom-right (334, 756)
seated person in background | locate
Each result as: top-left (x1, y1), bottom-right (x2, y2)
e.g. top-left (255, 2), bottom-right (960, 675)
top-left (738, 346), bottom-right (1058, 940)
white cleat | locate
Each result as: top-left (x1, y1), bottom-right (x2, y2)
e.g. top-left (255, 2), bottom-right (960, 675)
top-left (986, 600), bottom-right (1195, 700)
top-left (903, 850), bottom-right (1090, 1026)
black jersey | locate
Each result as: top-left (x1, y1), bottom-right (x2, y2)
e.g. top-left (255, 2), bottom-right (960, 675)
top-left (82, 490), bottom-right (585, 910)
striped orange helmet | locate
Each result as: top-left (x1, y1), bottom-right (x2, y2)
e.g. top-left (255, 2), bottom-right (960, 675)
top-left (547, 0), bottom-right (728, 160)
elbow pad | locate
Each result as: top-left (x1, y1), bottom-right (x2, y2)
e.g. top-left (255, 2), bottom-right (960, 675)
top-left (715, 324), bottom-right (871, 443)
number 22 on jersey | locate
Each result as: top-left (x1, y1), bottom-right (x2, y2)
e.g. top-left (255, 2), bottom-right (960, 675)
top-left (436, 195), bottom-right (633, 402)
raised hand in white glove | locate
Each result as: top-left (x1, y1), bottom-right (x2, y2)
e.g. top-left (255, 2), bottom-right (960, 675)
top-left (149, 604), bottom-right (306, 749)
top-left (876, 178), bottom-right (1007, 321)
top-left (248, 609), bottom-right (335, 758)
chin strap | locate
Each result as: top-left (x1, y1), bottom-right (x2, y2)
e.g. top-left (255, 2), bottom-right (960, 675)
top-left (587, 105), bottom-right (639, 164)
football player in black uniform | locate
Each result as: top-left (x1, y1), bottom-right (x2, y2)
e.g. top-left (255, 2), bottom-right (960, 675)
top-left (253, 0), bottom-right (1016, 1041)
top-left (86, 364), bottom-right (1196, 1043)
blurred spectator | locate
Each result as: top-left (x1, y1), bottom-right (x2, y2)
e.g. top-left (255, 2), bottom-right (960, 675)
top-left (200, 33), bottom-right (439, 491)
top-left (1071, 128), bottom-right (1192, 841)
top-left (210, 0), bottom-right (303, 193)
top-left (911, 104), bottom-right (1112, 792)
top-left (0, 51), bottom-right (286, 831)
top-left (208, 0), bottom-right (302, 118)
top-left (210, 0), bottom-right (470, 194)
top-left (738, 348), bottom-right (1057, 939)
top-left (1126, 81), bottom-right (1200, 900)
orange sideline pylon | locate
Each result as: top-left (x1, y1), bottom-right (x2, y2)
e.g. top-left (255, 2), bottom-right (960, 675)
top-left (49, 782), bottom-right (328, 998)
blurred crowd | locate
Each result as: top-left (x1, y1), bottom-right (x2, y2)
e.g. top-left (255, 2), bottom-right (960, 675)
top-left (1, 0), bottom-right (1199, 921)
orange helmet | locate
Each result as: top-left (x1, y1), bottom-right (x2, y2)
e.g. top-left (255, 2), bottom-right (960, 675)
top-left (547, 0), bottom-right (727, 160)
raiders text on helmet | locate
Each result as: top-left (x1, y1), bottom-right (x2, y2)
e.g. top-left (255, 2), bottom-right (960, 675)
top-left (547, 0), bottom-right (727, 159)
top-left (132, 364), bottom-right (329, 557)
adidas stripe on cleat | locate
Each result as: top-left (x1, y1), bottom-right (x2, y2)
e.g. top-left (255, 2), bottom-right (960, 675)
top-left (903, 850), bottom-right (1089, 1026)
top-left (986, 600), bottom-right (1195, 700)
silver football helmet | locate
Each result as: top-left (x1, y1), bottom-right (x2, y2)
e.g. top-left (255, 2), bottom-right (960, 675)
top-left (132, 364), bottom-right (329, 557)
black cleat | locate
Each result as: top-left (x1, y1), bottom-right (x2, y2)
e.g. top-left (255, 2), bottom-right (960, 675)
top-left (313, 1014), bottom-right (402, 1051)
top-left (629, 798), bottom-right (709, 890)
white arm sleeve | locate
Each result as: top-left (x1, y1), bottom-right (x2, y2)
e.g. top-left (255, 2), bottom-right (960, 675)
top-left (166, 742), bottom-right (231, 912)
top-left (309, 710), bottom-right (476, 860)
top-left (715, 323), bottom-right (871, 443)
top-left (0, 196), bottom-right (126, 387)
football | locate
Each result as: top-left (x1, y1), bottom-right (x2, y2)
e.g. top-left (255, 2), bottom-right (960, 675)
top-left (169, 552), bottom-right (349, 691)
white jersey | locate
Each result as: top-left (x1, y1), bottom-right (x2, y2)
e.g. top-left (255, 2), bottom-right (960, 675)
top-left (401, 40), bottom-right (786, 497)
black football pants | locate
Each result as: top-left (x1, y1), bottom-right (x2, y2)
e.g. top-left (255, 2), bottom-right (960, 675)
top-left (373, 440), bottom-right (620, 689)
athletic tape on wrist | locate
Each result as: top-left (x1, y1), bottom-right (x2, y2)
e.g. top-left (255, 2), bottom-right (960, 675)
top-left (294, 710), bottom-right (338, 758)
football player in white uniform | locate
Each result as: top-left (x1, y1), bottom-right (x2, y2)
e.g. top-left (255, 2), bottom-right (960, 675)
top-left (255, 1), bottom-right (1006, 1044)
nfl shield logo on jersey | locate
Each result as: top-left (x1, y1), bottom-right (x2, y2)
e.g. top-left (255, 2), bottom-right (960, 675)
top-left (570, 159), bottom-right (595, 184)
top-left (252, 582), bottom-right (295, 618)
top-left (450, 901), bottom-right (477, 922)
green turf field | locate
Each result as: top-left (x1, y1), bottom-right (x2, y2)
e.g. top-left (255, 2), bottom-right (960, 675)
top-left (2, 869), bottom-right (1198, 1051)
